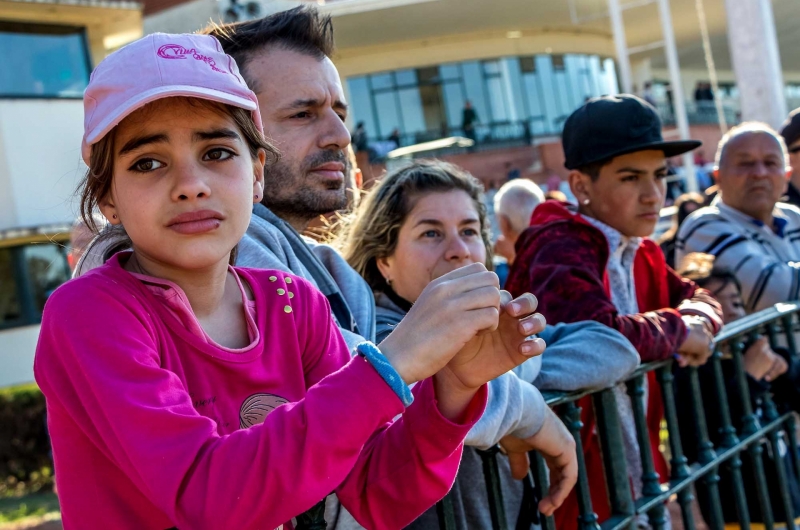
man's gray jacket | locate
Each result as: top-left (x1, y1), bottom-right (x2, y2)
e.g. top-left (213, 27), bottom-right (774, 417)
top-left (236, 204), bottom-right (376, 347)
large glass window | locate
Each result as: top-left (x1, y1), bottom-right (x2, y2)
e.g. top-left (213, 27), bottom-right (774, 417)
top-left (0, 22), bottom-right (91, 98)
top-left (0, 242), bottom-right (70, 330)
top-left (22, 244), bottom-right (70, 314)
top-left (346, 52), bottom-right (617, 145)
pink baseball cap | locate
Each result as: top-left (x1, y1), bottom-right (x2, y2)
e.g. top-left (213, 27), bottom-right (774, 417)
top-left (81, 33), bottom-right (263, 165)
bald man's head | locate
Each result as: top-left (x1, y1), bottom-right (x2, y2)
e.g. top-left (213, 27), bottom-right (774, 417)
top-left (714, 122), bottom-right (791, 223)
top-left (494, 179), bottom-right (545, 235)
top-left (493, 179), bottom-right (544, 263)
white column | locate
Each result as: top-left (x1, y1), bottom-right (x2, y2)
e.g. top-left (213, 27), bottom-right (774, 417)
top-left (657, 0), bottom-right (697, 192)
top-left (631, 58), bottom-right (653, 95)
top-left (607, 0), bottom-right (632, 94)
top-left (724, 0), bottom-right (787, 129)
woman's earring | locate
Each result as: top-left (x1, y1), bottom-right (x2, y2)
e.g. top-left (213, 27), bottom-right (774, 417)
top-left (386, 278), bottom-right (393, 287)
top-left (112, 214), bottom-right (118, 220)
top-left (254, 194), bottom-right (259, 200)
top-left (582, 199), bottom-right (590, 206)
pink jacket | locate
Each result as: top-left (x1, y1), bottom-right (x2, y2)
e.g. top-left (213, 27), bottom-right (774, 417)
top-left (34, 254), bottom-right (486, 529)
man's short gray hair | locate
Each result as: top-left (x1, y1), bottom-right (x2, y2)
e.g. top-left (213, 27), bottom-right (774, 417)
top-left (714, 121), bottom-right (789, 170)
top-left (494, 179), bottom-right (545, 234)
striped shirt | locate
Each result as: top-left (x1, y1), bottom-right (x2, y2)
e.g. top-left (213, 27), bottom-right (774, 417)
top-left (676, 197), bottom-right (800, 313)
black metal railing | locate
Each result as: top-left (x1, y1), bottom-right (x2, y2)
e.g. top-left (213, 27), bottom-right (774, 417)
top-left (362, 102), bottom-right (743, 163)
top-left (295, 302), bottom-right (800, 529)
top-left (656, 101), bottom-right (740, 128)
top-left (366, 117), bottom-right (564, 162)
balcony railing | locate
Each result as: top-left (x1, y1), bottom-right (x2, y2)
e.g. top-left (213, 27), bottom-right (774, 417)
top-left (365, 102), bottom-right (744, 161)
top-left (295, 301), bottom-right (800, 529)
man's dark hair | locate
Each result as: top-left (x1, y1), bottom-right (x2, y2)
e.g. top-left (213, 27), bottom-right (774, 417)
top-left (204, 6), bottom-right (334, 90)
top-left (576, 158), bottom-right (611, 181)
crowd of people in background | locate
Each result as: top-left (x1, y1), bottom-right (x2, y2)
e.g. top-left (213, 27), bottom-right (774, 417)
top-left (43, 4), bottom-right (800, 530)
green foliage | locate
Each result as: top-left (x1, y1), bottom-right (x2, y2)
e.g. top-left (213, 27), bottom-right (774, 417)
top-left (0, 491), bottom-right (60, 523)
top-left (0, 384), bottom-right (53, 497)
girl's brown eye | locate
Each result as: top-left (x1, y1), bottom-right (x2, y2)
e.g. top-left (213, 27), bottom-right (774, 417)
top-left (131, 159), bottom-right (163, 172)
top-left (204, 149), bottom-right (234, 162)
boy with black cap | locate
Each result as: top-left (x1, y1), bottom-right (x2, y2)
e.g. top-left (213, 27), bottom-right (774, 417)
top-left (506, 95), bottom-right (723, 529)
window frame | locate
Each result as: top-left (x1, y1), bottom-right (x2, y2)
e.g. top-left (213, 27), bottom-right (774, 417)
top-left (0, 241), bottom-right (71, 331)
top-left (0, 21), bottom-right (92, 100)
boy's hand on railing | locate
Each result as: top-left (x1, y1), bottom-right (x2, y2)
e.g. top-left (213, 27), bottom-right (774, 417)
top-left (498, 408), bottom-right (578, 517)
top-left (677, 315), bottom-right (715, 367)
top-left (437, 291), bottom-right (546, 391)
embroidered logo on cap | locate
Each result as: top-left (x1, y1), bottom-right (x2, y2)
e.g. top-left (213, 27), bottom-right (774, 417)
top-left (157, 44), bottom-right (227, 74)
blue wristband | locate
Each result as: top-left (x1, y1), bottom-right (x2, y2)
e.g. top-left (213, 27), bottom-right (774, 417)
top-left (355, 342), bottom-right (414, 407)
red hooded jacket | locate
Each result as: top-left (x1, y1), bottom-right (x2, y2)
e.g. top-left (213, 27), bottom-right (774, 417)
top-left (506, 200), bottom-right (722, 528)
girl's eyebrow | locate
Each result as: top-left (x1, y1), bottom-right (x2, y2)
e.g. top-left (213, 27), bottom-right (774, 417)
top-left (118, 128), bottom-right (241, 156)
top-left (119, 133), bottom-right (168, 156)
top-left (194, 128), bottom-right (241, 142)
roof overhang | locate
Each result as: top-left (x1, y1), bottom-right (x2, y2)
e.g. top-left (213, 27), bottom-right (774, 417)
top-left (0, 0), bottom-right (143, 59)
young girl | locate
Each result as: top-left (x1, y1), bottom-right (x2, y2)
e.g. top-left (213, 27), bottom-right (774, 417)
top-left (34, 34), bottom-right (545, 529)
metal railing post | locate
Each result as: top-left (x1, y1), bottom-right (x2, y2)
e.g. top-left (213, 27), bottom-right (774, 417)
top-left (710, 347), bottom-right (751, 527)
top-left (686, 366), bottom-right (725, 529)
top-left (528, 452), bottom-right (555, 530)
top-left (477, 446), bottom-right (508, 530)
top-left (656, 365), bottom-right (697, 530)
top-left (765, 324), bottom-right (798, 528)
top-left (731, 336), bottom-right (775, 529)
top-left (591, 388), bottom-right (636, 527)
top-left (626, 375), bottom-right (667, 529)
top-left (436, 491), bottom-right (457, 530)
top-left (562, 401), bottom-right (601, 530)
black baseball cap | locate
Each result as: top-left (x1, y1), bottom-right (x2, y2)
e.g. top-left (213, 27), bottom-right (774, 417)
top-left (780, 107), bottom-right (800, 148)
top-left (562, 94), bottom-right (701, 170)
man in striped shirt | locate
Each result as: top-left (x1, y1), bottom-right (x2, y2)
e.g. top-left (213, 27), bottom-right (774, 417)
top-left (676, 122), bottom-right (800, 313)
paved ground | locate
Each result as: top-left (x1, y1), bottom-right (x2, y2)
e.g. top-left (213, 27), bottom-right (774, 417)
top-left (0, 514), bottom-right (61, 530)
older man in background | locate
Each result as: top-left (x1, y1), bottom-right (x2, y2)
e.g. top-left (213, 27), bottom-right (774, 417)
top-left (677, 122), bottom-right (800, 313)
top-left (493, 179), bottom-right (545, 266)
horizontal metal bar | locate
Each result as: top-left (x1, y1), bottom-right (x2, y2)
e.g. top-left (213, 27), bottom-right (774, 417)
top-left (715, 303), bottom-right (800, 343)
top-left (600, 513), bottom-right (639, 530)
top-left (543, 305), bottom-right (800, 407)
top-left (543, 360), bottom-right (672, 406)
top-left (620, 413), bottom-right (792, 515)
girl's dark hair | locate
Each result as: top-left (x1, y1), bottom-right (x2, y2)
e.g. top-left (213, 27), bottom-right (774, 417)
top-left (657, 192), bottom-right (705, 245)
top-left (77, 98), bottom-right (277, 263)
top-left (204, 6), bottom-right (334, 91)
top-left (339, 159), bottom-right (492, 292)
top-left (678, 252), bottom-right (742, 295)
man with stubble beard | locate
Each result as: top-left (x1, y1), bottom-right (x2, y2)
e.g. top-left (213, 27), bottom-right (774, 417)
top-left (207, 10), bottom-right (375, 347)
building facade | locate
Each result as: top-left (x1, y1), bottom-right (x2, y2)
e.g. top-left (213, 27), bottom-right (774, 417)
top-left (0, 0), bottom-right (142, 387)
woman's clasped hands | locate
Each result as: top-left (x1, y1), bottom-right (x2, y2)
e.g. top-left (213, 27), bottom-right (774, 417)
top-left (379, 262), bottom-right (546, 416)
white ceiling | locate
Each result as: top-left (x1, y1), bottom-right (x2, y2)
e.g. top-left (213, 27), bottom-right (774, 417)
top-left (327, 0), bottom-right (800, 72)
